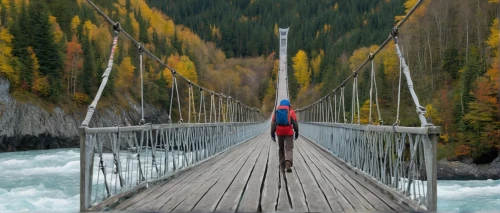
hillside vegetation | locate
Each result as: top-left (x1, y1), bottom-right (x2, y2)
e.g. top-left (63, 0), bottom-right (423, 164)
top-left (0, 0), bottom-right (273, 121)
top-left (1, 0), bottom-right (499, 163)
top-left (150, 0), bottom-right (500, 163)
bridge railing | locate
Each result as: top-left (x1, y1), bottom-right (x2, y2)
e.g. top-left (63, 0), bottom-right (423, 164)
top-left (299, 122), bottom-right (439, 211)
top-left (295, 0), bottom-right (440, 211)
top-left (80, 121), bottom-right (269, 211)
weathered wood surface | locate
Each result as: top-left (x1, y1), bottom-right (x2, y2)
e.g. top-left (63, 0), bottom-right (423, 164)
top-left (114, 131), bottom-right (409, 212)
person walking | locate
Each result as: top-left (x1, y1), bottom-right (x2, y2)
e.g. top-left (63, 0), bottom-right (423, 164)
top-left (271, 99), bottom-right (299, 172)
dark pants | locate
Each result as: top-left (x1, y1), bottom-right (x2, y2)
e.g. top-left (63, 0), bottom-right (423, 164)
top-left (278, 135), bottom-right (294, 168)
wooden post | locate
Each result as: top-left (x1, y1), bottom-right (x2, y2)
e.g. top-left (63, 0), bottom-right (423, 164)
top-left (80, 126), bottom-right (94, 211)
top-left (423, 132), bottom-right (438, 211)
top-left (79, 127), bottom-right (87, 212)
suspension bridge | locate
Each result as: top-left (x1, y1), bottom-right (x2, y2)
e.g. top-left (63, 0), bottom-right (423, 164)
top-left (79, 0), bottom-right (440, 212)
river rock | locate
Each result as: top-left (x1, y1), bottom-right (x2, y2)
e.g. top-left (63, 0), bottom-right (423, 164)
top-left (438, 157), bottom-right (500, 180)
top-left (437, 158), bottom-right (482, 180)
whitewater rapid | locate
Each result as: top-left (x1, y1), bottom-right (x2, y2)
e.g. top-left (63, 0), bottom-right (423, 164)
top-left (1, 148), bottom-right (499, 212)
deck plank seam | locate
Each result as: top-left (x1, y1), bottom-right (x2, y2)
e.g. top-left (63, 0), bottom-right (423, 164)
top-left (234, 139), bottom-right (269, 212)
top-left (195, 135), bottom-right (266, 211)
top-left (303, 139), bottom-right (400, 210)
top-left (297, 139), bottom-right (361, 211)
top-left (153, 137), bottom-right (260, 211)
top-left (257, 141), bottom-right (271, 212)
top-left (295, 141), bottom-right (334, 211)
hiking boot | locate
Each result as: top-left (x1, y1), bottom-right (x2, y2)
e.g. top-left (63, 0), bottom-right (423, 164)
top-left (285, 161), bottom-right (292, 173)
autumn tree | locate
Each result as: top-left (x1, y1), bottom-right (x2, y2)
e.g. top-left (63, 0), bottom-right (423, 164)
top-left (0, 27), bottom-right (18, 85)
top-left (116, 56), bottom-right (135, 90)
top-left (65, 35), bottom-right (83, 95)
top-left (292, 50), bottom-right (310, 93)
top-left (70, 15), bottom-right (81, 35)
top-left (164, 54), bottom-right (198, 86)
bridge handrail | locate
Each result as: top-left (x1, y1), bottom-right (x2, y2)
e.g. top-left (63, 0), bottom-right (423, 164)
top-left (300, 122), bottom-right (439, 211)
top-left (80, 120), bottom-right (270, 211)
top-left (81, 122), bottom-right (265, 134)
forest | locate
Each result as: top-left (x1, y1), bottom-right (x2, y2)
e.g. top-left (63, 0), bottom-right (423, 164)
top-left (0, 0), bottom-right (499, 163)
top-left (148, 0), bottom-right (500, 163)
top-left (0, 0), bottom-right (275, 121)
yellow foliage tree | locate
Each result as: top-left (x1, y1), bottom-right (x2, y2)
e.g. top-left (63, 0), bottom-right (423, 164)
top-left (349, 45), bottom-right (378, 71)
top-left (485, 18), bottom-right (500, 115)
top-left (71, 15), bottom-right (81, 35)
top-left (272, 59), bottom-right (279, 80)
top-left (311, 50), bottom-right (324, 79)
top-left (486, 18), bottom-right (498, 53)
top-left (164, 55), bottom-right (198, 87)
top-left (116, 57), bottom-right (135, 89)
top-left (395, 0), bottom-right (430, 23)
top-left (293, 50), bottom-right (310, 90)
top-left (31, 74), bottom-right (50, 97)
top-left (27, 46), bottom-right (40, 75)
top-left (29, 46), bottom-right (47, 96)
top-left (210, 24), bottom-right (221, 40)
top-left (425, 104), bottom-right (443, 125)
top-left (333, 3), bottom-right (339, 11)
top-left (49, 15), bottom-right (64, 43)
top-left (83, 20), bottom-right (97, 38)
top-left (378, 41), bottom-right (399, 83)
top-left (129, 12), bottom-right (140, 39)
top-left (0, 27), bottom-right (18, 85)
top-left (359, 99), bottom-right (380, 124)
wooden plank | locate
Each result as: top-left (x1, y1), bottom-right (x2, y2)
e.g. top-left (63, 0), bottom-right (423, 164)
top-left (292, 141), bottom-right (333, 212)
top-left (234, 138), bottom-right (271, 212)
top-left (277, 169), bottom-right (291, 212)
top-left (293, 141), bottom-right (346, 212)
top-left (303, 139), bottom-right (405, 211)
top-left (159, 136), bottom-right (262, 212)
top-left (300, 138), bottom-right (402, 211)
top-left (216, 136), bottom-right (269, 211)
top-left (131, 137), bottom-right (256, 211)
top-left (187, 136), bottom-right (265, 212)
top-left (296, 139), bottom-right (370, 211)
top-left (260, 137), bottom-right (279, 212)
top-left (284, 167), bottom-right (308, 212)
top-left (116, 135), bottom-right (254, 210)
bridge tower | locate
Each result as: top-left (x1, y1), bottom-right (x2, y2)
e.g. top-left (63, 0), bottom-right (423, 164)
top-left (277, 28), bottom-right (289, 102)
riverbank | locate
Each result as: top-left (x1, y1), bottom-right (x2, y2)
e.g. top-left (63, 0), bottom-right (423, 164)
top-left (438, 157), bottom-right (500, 180)
top-left (0, 78), bottom-right (169, 153)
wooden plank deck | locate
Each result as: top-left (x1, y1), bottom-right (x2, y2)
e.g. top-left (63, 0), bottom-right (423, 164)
top-left (114, 131), bottom-right (409, 212)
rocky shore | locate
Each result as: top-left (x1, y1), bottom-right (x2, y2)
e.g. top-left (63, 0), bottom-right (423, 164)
top-left (0, 78), bottom-right (169, 152)
top-left (438, 157), bottom-right (500, 180)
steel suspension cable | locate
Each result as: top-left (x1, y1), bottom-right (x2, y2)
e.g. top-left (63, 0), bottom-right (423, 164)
top-left (83, 0), bottom-right (261, 124)
top-left (295, 0), bottom-right (425, 116)
top-left (81, 31), bottom-right (119, 126)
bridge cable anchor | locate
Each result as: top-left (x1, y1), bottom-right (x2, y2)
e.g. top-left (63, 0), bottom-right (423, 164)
top-left (113, 22), bottom-right (121, 33)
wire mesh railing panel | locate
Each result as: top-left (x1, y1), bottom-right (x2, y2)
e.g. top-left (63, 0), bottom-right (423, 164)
top-left (299, 122), bottom-right (439, 211)
top-left (80, 121), bottom-right (269, 209)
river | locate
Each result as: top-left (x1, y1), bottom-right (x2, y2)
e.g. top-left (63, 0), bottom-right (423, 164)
top-left (0, 148), bottom-right (499, 212)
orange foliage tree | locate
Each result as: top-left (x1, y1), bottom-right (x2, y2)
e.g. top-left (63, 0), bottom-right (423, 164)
top-left (65, 35), bottom-right (83, 95)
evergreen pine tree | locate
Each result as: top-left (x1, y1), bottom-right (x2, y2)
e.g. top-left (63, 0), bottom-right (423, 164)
top-left (29, 1), bottom-right (63, 100)
top-left (82, 35), bottom-right (97, 96)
